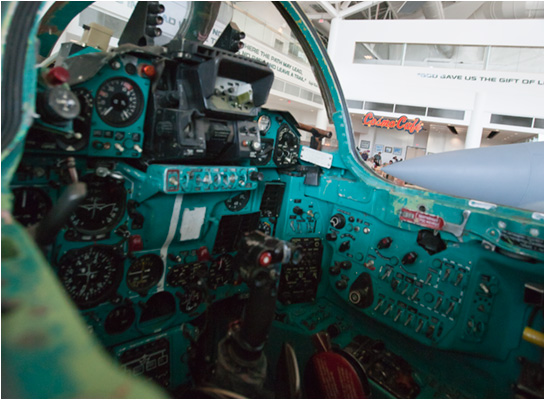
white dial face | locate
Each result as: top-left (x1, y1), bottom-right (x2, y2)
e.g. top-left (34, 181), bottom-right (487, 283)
top-left (258, 115), bottom-right (271, 134)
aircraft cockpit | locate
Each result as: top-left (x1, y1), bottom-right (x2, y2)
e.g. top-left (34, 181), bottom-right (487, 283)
top-left (1, 2), bottom-right (543, 398)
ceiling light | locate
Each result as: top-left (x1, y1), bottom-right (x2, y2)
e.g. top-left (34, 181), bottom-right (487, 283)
top-left (487, 130), bottom-right (500, 139)
top-left (363, 55), bottom-right (374, 60)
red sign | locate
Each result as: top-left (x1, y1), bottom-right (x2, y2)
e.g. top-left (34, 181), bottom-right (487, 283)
top-left (400, 208), bottom-right (445, 230)
top-left (362, 112), bottom-right (424, 134)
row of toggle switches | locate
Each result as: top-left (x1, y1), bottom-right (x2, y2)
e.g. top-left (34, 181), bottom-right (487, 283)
top-left (373, 295), bottom-right (443, 341)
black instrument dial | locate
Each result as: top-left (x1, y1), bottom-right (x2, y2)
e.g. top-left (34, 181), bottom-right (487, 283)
top-left (57, 246), bottom-right (123, 309)
top-left (105, 305), bottom-right (136, 335)
top-left (69, 175), bottom-right (126, 235)
top-left (258, 220), bottom-right (272, 235)
top-left (12, 187), bottom-right (52, 227)
top-left (166, 262), bottom-right (207, 288)
top-left (96, 77), bottom-right (144, 127)
top-left (126, 254), bottom-right (164, 293)
top-left (208, 254), bottom-right (235, 288)
top-left (225, 192), bottom-right (250, 212)
top-left (273, 124), bottom-right (299, 167)
top-left (179, 289), bottom-right (204, 314)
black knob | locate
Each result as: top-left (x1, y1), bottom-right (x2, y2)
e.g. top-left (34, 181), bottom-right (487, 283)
top-left (377, 237), bottom-right (393, 249)
top-left (326, 232), bottom-right (337, 241)
top-left (402, 251), bottom-right (418, 265)
top-left (293, 206), bottom-right (304, 216)
top-left (330, 213), bottom-right (346, 229)
top-left (250, 171), bottom-right (264, 181)
top-left (146, 26), bottom-right (162, 37)
top-left (148, 2), bottom-right (165, 13)
top-left (335, 280), bottom-right (348, 290)
top-left (147, 15), bottom-right (164, 25)
top-left (329, 263), bottom-right (341, 275)
top-left (339, 240), bottom-right (350, 253)
top-left (341, 261), bottom-right (352, 270)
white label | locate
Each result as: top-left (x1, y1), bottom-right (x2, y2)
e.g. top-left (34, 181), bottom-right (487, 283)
top-left (300, 146), bottom-right (333, 169)
top-left (180, 207), bottom-right (206, 241)
top-left (468, 200), bottom-right (497, 210)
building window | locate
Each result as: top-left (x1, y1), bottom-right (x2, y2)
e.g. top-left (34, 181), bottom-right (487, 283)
top-left (354, 42), bottom-right (544, 73)
top-left (354, 42), bottom-right (403, 65)
top-left (405, 44), bottom-right (486, 70)
top-left (274, 38), bottom-right (284, 52)
top-left (488, 46), bottom-right (544, 73)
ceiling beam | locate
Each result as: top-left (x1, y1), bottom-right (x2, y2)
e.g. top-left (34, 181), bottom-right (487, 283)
top-left (339, 1), bottom-right (382, 18)
top-left (318, 1), bottom-right (340, 18)
top-left (306, 13), bottom-right (331, 20)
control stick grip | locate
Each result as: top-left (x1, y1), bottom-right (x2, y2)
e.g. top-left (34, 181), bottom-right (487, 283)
top-left (34, 182), bottom-right (87, 246)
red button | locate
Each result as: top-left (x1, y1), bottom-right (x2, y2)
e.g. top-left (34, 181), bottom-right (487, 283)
top-left (259, 251), bottom-right (272, 267)
top-left (140, 64), bottom-right (156, 78)
top-left (45, 66), bottom-right (70, 85)
top-left (129, 235), bottom-right (144, 252)
top-left (196, 246), bottom-right (212, 262)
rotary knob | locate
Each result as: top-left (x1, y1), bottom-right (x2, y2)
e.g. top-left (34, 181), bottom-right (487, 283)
top-left (330, 213), bottom-right (346, 229)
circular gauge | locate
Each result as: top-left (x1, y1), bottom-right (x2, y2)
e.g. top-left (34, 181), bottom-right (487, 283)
top-left (258, 115), bottom-right (271, 135)
top-left (73, 87), bottom-right (94, 120)
top-left (139, 292), bottom-right (176, 324)
top-left (69, 175), bottom-right (126, 235)
top-left (95, 77), bottom-right (144, 127)
top-left (126, 254), bottom-right (164, 293)
top-left (40, 86), bottom-right (81, 122)
top-left (273, 124), bottom-right (300, 167)
top-left (209, 254), bottom-right (235, 288)
top-left (225, 192), bottom-right (250, 212)
top-left (166, 262), bottom-right (207, 288)
top-left (57, 246), bottom-right (123, 309)
top-left (105, 305), bottom-right (136, 335)
top-left (57, 87), bottom-right (93, 152)
top-left (179, 289), bottom-right (204, 314)
top-left (12, 187), bottom-right (52, 227)
top-left (258, 220), bottom-right (272, 235)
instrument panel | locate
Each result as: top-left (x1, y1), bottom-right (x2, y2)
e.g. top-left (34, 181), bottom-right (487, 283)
top-left (7, 17), bottom-right (543, 400)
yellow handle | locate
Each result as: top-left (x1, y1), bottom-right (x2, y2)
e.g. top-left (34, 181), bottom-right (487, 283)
top-left (523, 327), bottom-right (544, 348)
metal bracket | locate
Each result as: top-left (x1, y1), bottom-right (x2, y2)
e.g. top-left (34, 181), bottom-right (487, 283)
top-left (441, 210), bottom-right (471, 242)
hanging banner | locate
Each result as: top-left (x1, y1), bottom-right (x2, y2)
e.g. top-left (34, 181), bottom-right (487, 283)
top-left (362, 112), bottom-right (424, 134)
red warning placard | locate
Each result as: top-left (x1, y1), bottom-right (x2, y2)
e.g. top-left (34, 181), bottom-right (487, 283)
top-left (400, 208), bottom-right (445, 230)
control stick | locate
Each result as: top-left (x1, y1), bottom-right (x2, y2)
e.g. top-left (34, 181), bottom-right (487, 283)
top-left (213, 230), bottom-right (302, 397)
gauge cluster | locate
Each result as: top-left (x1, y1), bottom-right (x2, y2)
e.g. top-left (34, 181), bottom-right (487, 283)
top-left (274, 123), bottom-right (300, 167)
top-left (4, 3), bottom-right (544, 399)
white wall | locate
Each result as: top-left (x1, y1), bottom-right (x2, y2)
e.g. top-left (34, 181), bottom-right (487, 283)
top-left (331, 19), bottom-right (544, 130)
top-left (427, 129), bottom-right (466, 154)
